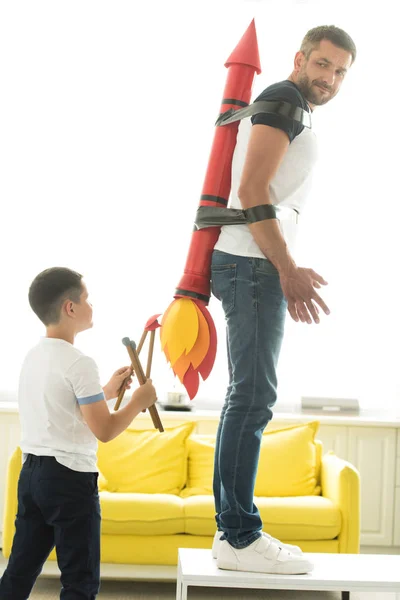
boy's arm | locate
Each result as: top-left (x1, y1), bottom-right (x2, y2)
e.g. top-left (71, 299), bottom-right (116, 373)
top-left (79, 380), bottom-right (156, 442)
top-left (66, 356), bottom-right (156, 442)
top-left (102, 387), bottom-right (120, 402)
top-left (102, 387), bottom-right (112, 402)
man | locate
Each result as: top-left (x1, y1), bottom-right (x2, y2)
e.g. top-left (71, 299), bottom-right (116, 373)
top-left (211, 25), bottom-right (356, 574)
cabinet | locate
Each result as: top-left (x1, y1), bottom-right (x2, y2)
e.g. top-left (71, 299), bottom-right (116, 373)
top-left (348, 427), bottom-right (396, 546)
top-left (394, 430), bottom-right (400, 546)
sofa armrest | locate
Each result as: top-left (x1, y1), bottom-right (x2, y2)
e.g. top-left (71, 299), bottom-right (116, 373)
top-left (321, 451), bottom-right (360, 553)
top-left (2, 447), bottom-right (22, 558)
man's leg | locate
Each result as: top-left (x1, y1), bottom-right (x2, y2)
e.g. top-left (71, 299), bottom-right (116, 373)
top-left (211, 251), bottom-right (287, 549)
top-left (36, 457), bottom-right (101, 600)
top-left (213, 330), bottom-right (233, 527)
top-left (0, 456), bottom-right (55, 600)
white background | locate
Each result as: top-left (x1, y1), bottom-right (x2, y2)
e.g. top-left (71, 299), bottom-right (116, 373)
top-left (1, 0), bottom-right (398, 412)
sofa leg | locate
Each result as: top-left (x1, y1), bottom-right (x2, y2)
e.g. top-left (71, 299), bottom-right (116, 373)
top-left (342, 593), bottom-right (350, 600)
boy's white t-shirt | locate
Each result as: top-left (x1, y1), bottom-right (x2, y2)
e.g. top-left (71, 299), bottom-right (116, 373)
top-left (18, 337), bottom-right (105, 472)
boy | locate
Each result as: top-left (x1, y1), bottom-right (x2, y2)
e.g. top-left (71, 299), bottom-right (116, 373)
top-left (0, 267), bottom-right (157, 599)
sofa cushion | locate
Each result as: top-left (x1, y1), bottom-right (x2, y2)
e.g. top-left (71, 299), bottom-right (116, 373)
top-left (255, 421), bottom-right (320, 497)
top-left (98, 471), bottom-right (107, 492)
top-left (100, 491), bottom-right (185, 535)
top-left (97, 421), bottom-right (195, 494)
top-left (180, 435), bottom-right (215, 498)
top-left (183, 494), bottom-right (341, 540)
top-left (181, 421), bottom-right (321, 498)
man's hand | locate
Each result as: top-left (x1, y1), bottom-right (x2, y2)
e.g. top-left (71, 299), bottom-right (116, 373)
top-left (103, 366), bottom-right (134, 401)
top-left (280, 266), bottom-right (330, 324)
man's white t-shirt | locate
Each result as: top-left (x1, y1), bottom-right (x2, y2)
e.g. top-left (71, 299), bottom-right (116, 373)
top-left (214, 80), bottom-right (319, 258)
top-left (18, 338), bottom-right (105, 472)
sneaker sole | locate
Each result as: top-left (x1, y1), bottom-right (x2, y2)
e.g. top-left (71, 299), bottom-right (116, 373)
top-left (216, 559), bottom-right (314, 575)
top-left (212, 541), bottom-right (302, 560)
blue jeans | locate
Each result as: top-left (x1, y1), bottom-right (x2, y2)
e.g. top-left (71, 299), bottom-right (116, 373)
top-left (211, 250), bottom-right (287, 549)
top-left (0, 454), bottom-right (101, 600)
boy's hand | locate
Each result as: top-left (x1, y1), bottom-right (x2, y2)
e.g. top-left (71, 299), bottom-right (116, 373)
top-left (132, 379), bottom-right (157, 411)
top-left (103, 366), bottom-right (134, 401)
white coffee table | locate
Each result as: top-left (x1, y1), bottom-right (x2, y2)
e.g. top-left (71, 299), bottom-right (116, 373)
top-left (176, 548), bottom-right (400, 600)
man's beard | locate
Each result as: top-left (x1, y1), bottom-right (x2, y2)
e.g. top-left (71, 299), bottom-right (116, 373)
top-left (296, 71), bottom-right (334, 106)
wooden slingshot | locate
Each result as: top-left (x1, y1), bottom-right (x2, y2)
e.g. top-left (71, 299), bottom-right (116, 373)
top-left (114, 315), bottom-right (164, 433)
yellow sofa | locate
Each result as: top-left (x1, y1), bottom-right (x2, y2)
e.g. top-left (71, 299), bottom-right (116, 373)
top-left (2, 420), bottom-right (360, 566)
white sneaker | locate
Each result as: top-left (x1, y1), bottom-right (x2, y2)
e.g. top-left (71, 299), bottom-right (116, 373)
top-left (211, 530), bottom-right (302, 559)
top-left (216, 536), bottom-right (314, 575)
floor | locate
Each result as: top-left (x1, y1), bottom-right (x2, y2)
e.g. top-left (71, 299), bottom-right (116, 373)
top-left (1, 554), bottom-right (399, 599)
top-left (14, 577), bottom-right (400, 600)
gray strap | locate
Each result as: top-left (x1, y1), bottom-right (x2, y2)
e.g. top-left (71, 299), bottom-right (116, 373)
top-left (195, 205), bottom-right (277, 230)
top-left (216, 100), bottom-right (311, 129)
top-left (245, 204), bottom-right (277, 223)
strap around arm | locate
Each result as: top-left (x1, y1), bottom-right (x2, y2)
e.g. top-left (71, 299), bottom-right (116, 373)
top-left (194, 204), bottom-right (277, 230)
top-left (243, 204), bottom-right (277, 223)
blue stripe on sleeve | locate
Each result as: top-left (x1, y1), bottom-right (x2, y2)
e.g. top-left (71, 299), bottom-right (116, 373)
top-left (77, 392), bottom-right (105, 405)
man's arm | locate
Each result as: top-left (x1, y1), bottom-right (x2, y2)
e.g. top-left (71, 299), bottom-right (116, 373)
top-left (238, 124), bottom-right (295, 275)
top-left (238, 124), bottom-right (330, 324)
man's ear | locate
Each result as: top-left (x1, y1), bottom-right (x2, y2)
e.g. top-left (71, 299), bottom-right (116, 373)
top-left (293, 50), bottom-right (306, 74)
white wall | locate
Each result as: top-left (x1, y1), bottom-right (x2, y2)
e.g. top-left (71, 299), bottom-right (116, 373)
top-left (0, 0), bottom-right (399, 411)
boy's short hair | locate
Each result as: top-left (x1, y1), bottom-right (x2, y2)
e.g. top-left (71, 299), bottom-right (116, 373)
top-left (29, 267), bottom-right (84, 326)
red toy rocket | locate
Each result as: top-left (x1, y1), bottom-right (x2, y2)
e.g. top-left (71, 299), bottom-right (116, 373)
top-left (160, 20), bottom-right (261, 399)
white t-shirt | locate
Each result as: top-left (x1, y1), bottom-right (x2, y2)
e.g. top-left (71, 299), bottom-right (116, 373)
top-left (215, 89), bottom-right (319, 258)
top-left (18, 337), bottom-right (105, 472)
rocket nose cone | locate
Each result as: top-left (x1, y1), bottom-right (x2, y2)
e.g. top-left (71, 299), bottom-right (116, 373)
top-left (225, 19), bottom-right (261, 74)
